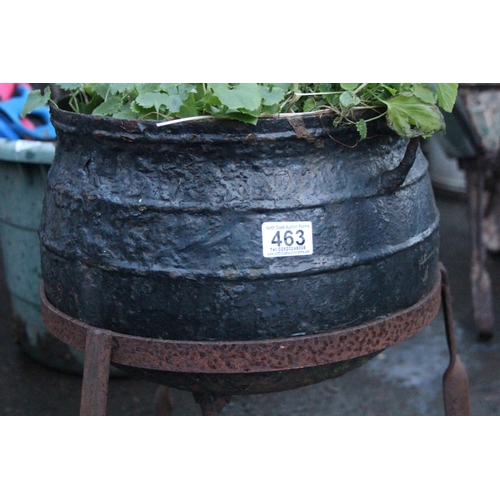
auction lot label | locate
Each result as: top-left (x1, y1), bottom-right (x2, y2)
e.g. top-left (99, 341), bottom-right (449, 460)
top-left (262, 221), bottom-right (313, 258)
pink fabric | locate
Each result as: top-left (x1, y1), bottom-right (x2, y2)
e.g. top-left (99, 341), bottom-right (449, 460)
top-left (0, 83), bottom-right (34, 129)
top-left (0, 83), bottom-right (16, 101)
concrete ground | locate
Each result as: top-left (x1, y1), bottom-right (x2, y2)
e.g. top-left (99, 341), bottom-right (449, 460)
top-left (1, 190), bottom-right (500, 416)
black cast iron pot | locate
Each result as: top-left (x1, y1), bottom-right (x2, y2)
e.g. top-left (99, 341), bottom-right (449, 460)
top-left (40, 105), bottom-right (440, 394)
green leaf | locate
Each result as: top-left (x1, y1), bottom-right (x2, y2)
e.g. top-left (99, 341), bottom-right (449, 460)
top-left (225, 112), bottom-right (259, 125)
top-left (437, 83), bottom-right (458, 112)
top-left (178, 83), bottom-right (198, 95)
top-left (109, 83), bottom-right (136, 94)
top-left (135, 83), bottom-right (162, 94)
top-left (339, 91), bottom-right (360, 108)
top-left (340, 83), bottom-right (359, 91)
top-left (130, 100), bottom-right (150, 116)
top-left (89, 83), bottom-right (112, 99)
top-left (177, 92), bottom-right (199, 118)
top-left (209, 83), bottom-right (262, 112)
top-left (379, 84), bottom-right (399, 96)
top-left (323, 92), bottom-right (340, 107)
top-left (318, 83), bottom-right (339, 92)
top-left (412, 84), bottom-right (436, 104)
top-left (21, 88), bottom-right (51, 118)
top-left (260, 85), bottom-right (286, 107)
top-left (79, 95), bottom-right (104, 115)
top-left (160, 84), bottom-right (195, 115)
top-left (424, 83), bottom-right (438, 94)
top-left (259, 85), bottom-right (286, 114)
top-left (58, 83), bottom-right (82, 91)
top-left (135, 92), bottom-right (169, 112)
top-left (112, 106), bottom-right (141, 119)
top-left (356, 119), bottom-right (367, 139)
top-left (163, 94), bottom-right (183, 114)
top-left (302, 97), bottom-right (316, 113)
top-left (381, 93), bottom-right (445, 138)
top-left (92, 95), bottom-right (123, 116)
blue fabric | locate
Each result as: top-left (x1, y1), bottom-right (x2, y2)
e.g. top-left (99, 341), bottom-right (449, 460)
top-left (0, 115), bottom-right (21, 139)
top-left (0, 85), bottom-right (56, 141)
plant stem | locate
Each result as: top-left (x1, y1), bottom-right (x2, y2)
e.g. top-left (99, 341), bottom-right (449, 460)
top-left (156, 115), bottom-right (217, 127)
top-left (294, 91), bottom-right (342, 97)
top-left (352, 83), bottom-right (370, 96)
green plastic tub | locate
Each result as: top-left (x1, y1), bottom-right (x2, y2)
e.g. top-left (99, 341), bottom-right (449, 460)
top-left (0, 138), bottom-right (88, 373)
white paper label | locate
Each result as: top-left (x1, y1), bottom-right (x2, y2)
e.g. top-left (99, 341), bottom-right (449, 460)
top-left (262, 221), bottom-right (313, 258)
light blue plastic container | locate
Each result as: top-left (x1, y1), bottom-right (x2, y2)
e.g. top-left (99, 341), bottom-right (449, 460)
top-left (0, 138), bottom-right (88, 373)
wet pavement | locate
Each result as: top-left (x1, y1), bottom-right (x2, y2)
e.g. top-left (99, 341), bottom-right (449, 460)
top-left (2, 190), bottom-right (500, 416)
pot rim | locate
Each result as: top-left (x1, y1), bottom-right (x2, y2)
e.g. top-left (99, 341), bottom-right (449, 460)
top-left (49, 100), bottom-right (393, 146)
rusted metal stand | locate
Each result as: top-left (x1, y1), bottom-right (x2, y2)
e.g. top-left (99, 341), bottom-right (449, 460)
top-left (441, 264), bottom-right (472, 415)
top-left (40, 264), bottom-right (470, 416)
top-left (463, 161), bottom-right (497, 339)
top-left (446, 84), bottom-right (500, 339)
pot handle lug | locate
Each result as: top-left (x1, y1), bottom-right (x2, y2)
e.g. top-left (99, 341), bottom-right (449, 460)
top-left (378, 137), bottom-right (420, 195)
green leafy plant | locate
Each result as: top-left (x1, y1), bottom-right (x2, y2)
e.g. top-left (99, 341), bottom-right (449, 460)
top-left (22, 83), bottom-right (458, 140)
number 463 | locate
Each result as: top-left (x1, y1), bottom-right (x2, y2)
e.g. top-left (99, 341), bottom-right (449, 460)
top-left (271, 229), bottom-right (306, 247)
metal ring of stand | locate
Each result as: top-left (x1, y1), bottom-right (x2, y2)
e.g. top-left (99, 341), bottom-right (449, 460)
top-left (40, 264), bottom-right (471, 416)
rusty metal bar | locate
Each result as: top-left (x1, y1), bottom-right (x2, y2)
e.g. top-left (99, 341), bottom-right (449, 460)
top-left (153, 386), bottom-right (173, 416)
top-left (464, 163), bottom-right (495, 339)
top-left (40, 269), bottom-right (471, 416)
top-left (80, 329), bottom-right (112, 416)
top-left (453, 84), bottom-right (500, 339)
top-left (440, 264), bottom-right (472, 416)
top-left (40, 278), bottom-right (442, 374)
top-left (192, 392), bottom-right (232, 416)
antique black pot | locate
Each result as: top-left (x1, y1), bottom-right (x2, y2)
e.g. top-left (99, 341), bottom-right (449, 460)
top-left (40, 105), bottom-right (440, 394)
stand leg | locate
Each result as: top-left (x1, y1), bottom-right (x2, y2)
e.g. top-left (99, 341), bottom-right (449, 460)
top-left (153, 386), bottom-right (173, 416)
top-left (80, 329), bottom-right (112, 416)
top-left (465, 164), bottom-right (495, 339)
top-left (440, 264), bottom-right (472, 416)
top-left (193, 392), bottom-right (232, 416)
